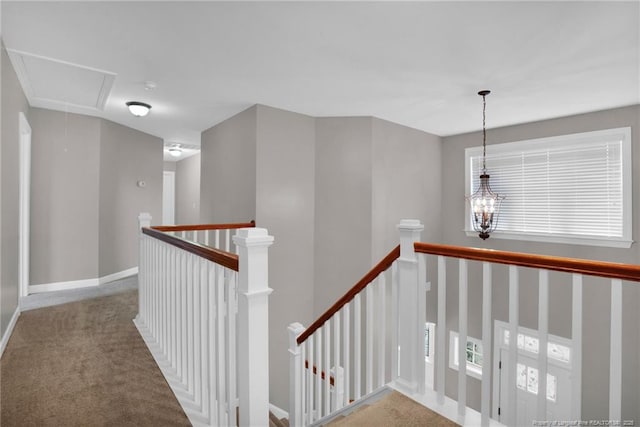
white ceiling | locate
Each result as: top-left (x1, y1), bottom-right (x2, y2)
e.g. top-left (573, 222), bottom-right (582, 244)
top-left (2, 1), bottom-right (639, 146)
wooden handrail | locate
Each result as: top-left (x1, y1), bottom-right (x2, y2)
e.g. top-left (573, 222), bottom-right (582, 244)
top-left (151, 220), bottom-right (255, 232)
top-left (304, 360), bottom-right (335, 386)
top-left (297, 246), bottom-right (401, 345)
top-left (142, 227), bottom-right (239, 271)
top-left (414, 242), bottom-right (640, 282)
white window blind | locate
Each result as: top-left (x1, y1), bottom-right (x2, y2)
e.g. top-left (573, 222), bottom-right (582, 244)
top-left (465, 127), bottom-right (632, 247)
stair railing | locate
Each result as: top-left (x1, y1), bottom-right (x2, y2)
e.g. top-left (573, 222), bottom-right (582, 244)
top-left (288, 220), bottom-right (426, 426)
top-left (135, 213), bottom-right (273, 427)
top-left (290, 219), bottom-right (640, 426)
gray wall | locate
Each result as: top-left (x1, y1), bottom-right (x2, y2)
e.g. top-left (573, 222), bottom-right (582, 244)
top-left (99, 119), bottom-right (163, 277)
top-left (175, 153), bottom-right (200, 225)
top-left (30, 109), bottom-right (101, 285)
top-left (255, 105), bottom-right (316, 411)
top-left (314, 117), bottom-right (373, 316)
top-left (371, 117), bottom-right (442, 259)
top-left (200, 106), bottom-right (257, 223)
top-left (1, 43), bottom-right (29, 334)
top-left (441, 105), bottom-right (640, 420)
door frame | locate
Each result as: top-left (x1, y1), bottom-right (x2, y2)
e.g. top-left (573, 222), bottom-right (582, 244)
top-left (162, 170), bottom-right (176, 225)
top-left (19, 112), bottom-right (32, 298)
top-left (492, 320), bottom-right (576, 422)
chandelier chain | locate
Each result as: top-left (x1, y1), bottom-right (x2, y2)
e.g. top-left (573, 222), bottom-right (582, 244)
top-left (482, 93), bottom-right (487, 173)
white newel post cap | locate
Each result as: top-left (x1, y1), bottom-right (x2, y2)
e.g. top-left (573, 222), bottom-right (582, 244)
top-left (397, 219), bottom-right (423, 260)
top-left (288, 322), bottom-right (306, 351)
top-left (138, 212), bottom-right (152, 229)
top-left (232, 227), bottom-right (274, 248)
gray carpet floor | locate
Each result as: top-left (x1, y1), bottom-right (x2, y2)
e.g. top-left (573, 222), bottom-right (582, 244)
top-left (1, 289), bottom-right (190, 426)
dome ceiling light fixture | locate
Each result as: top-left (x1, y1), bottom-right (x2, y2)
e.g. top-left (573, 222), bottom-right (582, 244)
top-left (168, 144), bottom-right (182, 158)
top-left (126, 101), bottom-right (152, 117)
top-left (465, 90), bottom-right (505, 240)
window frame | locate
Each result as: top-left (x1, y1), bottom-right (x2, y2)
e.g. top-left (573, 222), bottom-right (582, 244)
top-left (464, 127), bottom-right (633, 248)
top-left (449, 331), bottom-right (483, 380)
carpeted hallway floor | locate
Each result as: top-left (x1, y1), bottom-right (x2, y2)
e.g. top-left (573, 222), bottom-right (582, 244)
top-left (1, 290), bottom-right (190, 426)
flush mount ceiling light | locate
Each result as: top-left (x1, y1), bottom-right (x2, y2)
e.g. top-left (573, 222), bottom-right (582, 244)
top-left (168, 144), bottom-right (182, 157)
top-left (126, 101), bottom-right (151, 117)
top-left (465, 90), bottom-right (505, 240)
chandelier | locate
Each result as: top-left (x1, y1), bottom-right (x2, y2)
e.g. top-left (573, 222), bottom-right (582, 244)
top-left (466, 90), bottom-right (505, 240)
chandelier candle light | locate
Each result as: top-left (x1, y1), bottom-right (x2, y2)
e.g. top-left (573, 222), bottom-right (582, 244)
top-left (466, 90), bottom-right (505, 240)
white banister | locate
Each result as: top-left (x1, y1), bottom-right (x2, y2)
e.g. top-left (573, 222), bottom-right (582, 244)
top-left (365, 285), bottom-right (374, 394)
top-left (138, 213), bottom-right (151, 325)
top-left (233, 227), bottom-right (274, 427)
top-left (342, 304), bottom-right (351, 408)
top-left (396, 219), bottom-right (424, 391)
top-left (378, 274), bottom-right (387, 389)
top-left (609, 279), bottom-right (622, 420)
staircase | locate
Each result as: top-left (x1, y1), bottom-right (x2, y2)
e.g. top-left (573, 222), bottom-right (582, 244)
top-left (269, 411), bottom-right (289, 427)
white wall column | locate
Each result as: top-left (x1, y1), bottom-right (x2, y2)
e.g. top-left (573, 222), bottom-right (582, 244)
top-left (137, 213), bottom-right (152, 323)
top-left (395, 219), bottom-right (424, 391)
top-left (233, 227), bottom-right (274, 427)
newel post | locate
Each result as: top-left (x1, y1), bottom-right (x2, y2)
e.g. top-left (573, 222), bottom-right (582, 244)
top-left (396, 219), bottom-right (424, 392)
top-left (233, 227), bottom-right (274, 427)
top-left (137, 213), bottom-right (152, 323)
top-left (288, 322), bottom-right (306, 427)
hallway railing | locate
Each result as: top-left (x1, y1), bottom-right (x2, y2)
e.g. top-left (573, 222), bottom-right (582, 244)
top-left (135, 213), bottom-right (273, 427)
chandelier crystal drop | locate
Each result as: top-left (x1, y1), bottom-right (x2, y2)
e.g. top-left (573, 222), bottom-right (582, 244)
top-left (465, 90), bottom-right (505, 240)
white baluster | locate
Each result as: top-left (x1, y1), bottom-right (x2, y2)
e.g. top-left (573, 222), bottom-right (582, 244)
top-left (366, 285), bottom-right (374, 394)
top-left (301, 341), bottom-right (307, 425)
top-left (315, 331), bottom-right (321, 420)
top-left (176, 251), bottom-right (183, 381)
top-left (307, 337), bottom-right (314, 424)
top-left (199, 258), bottom-right (209, 419)
top-left (187, 254), bottom-right (194, 396)
top-left (416, 263), bottom-right (426, 394)
top-left (378, 274), bottom-right (387, 389)
top-left (182, 251), bottom-right (189, 387)
top-left (194, 255), bottom-right (202, 408)
top-left (225, 229), bottom-right (230, 252)
top-left (215, 230), bottom-right (220, 251)
top-left (332, 366), bottom-right (345, 413)
top-left (204, 229), bottom-right (210, 246)
top-left (508, 266), bottom-right (519, 426)
top-left (208, 262), bottom-right (218, 424)
top-left (216, 264), bottom-right (226, 425)
top-left (571, 274), bottom-right (582, 420)
top-left (171, 246), bottom-right (177, 371)
top-left (481, 262), bottom-right (492, 426)
top-left (288, 323), bottom-right (305, 427)
top-left (227, 270), bottom-right (238, 427)
top-left (138, 213), bottom-right (151, 324)
top-left (333, 311), bottom-right (342, 411)
top-left (354, 293), bottom-right (362, 400)
top-left (323, 323), bottom-right (330, 417)
top-left (537, 270), bottom-right (549, 422)
top-left (458, 259), bottom-right (467, 416)
top-left (391, 262), bottom-right (399, 381)
top-left (342, 304), bottom-right (351, 408)
top-left (610, 279), bottom-right (622, 421)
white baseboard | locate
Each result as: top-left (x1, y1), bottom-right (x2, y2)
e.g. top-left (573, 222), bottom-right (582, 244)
top-left (0, 307), bottom-right (21, 358)
top-left (29, 267), bottom-right (139, 294)
top-left (98, 267), bottom-right (138, 285)
top-left (269, 403), bottom-right (289, 420)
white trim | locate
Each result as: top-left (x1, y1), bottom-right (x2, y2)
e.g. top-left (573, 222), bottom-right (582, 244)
top-left (0, 307), bottom-right (21, 358)
top-left (98, 267), bottom-right (139, 286)
top-left (19, 112), bottom-right (32, 298)
top-left (269, 403), bottom-right (289, 420)
top-left (29, 267), bottom-right (139, 294)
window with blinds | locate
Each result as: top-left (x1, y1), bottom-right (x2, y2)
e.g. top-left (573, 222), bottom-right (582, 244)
top-left (465, 127), bottom-right (632, 247)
